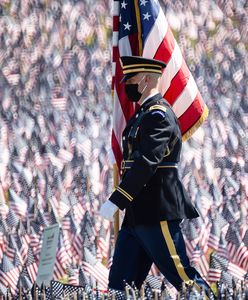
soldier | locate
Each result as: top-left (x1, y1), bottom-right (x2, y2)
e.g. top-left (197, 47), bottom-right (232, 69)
top-left (100, 56), bottom-right (215, 299)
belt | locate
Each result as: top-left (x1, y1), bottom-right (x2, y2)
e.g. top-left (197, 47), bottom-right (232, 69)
top-left (121, 160), bottom-right (178, 170)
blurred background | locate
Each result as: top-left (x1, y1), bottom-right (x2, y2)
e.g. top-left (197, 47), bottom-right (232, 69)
top-left (0, 0), bottom-right (247, 297)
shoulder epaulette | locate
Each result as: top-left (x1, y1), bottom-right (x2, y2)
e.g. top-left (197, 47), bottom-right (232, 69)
top-left (148, 105), bottom-right (167, 113)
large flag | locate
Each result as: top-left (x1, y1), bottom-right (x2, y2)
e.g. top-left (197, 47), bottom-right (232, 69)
top-left (112, 0), bottom-right (208, 168)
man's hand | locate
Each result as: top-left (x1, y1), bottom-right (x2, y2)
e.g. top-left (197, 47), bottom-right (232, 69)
top-left (99, 200), bottom-right (119, 221)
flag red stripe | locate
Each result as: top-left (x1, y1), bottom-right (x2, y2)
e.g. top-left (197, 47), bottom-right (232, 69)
top-left (115, 50), bottom-right (136, 122)
top-left (111, 131), bottom-right (123, 168)
top-left (154, 27), bottom-right (175, 64)
top-left (129, 33), bottom-right (140, 55)
top-left (113, 16), bottom-right (119, 31)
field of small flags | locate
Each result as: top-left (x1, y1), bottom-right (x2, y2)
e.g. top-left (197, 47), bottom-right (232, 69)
top-left (2, 277), bottom-right (248, 299)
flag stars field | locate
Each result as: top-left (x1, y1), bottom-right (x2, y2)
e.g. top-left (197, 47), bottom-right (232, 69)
top-left (143, 12), bottom-right (152, 20)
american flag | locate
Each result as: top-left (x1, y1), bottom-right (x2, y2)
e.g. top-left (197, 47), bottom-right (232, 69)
top-left (82, 247), bottom-right (109, 289)
top-left (0, 281), bottom-right (7, 297)
top-left (0, 254), bottom-right (20, 295)
top-left (13, 251), bottom-right (22, 270)
top-left (78, 267), bottom-right (90, 287)
top-left (67, 266), bottom-right (79, 286)
top-left (62, 213), bottom-right (72, 231)
top-left (72, 228), bottom-right (86, 258)
top-left (19, 267), bottom-right (33, 291)
top-left (29, 227), bottom-right (41, 254)
top-left (217, 234), bottom-right (229, 260)
top-left (209, 253), bottom-right (247, 283)
top-left (62, 231), bottom-right (73, 259)
top-left (190, 243), bottom-right (201, 267)
top-left (51, 97), bottom-right (67, 111)
top-left (72, 201), bottom-right (85, 224)
top-left (198, 221), bottom-right (211, 253)
top-left (59, 194), bottom-right (71, 218)
top-left (56, 233), bottom-right (71, 269)
top-left (208, 254), bottom-right (222, 283)
top-left (54, 258), bottom-right (66, 281)
top-left (6, 208), bottom-right (19, 228)
top-left (50, 280), bottom-right (85, 299)
top-left (18, 224), bottom-right (30, 264)
top-left (207, 219), bottom-right (221, 251)
top-left (5, 235), bottom-right (16, 261)
top-left (195, 247), bottom-right (209, 278)
top-left (15, 235), bottom-right (26, 265)
top-left (9, 189), bottom-right (27, 217)
top-left (26, 248), bottom-right (38, 283)
top-left (112, 0), bottom-right (208, 168)
top-left (226, 225), bottom-right (243, 263)
top-left (97, 224), bottom-right (110, 261)
top-left (183, 221), bottom-right (199, 257)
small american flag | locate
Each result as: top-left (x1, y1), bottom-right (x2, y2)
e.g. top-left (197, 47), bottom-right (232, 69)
top-left (26, 248), bottom-right (38, 283)
top-left (217, 234), bottom-right (229, 260)
top-left (53, 258), bottom-right (66, 281)
top-left (0, 254), bottom-right (20, 295)
top-left (56, 233), bottom-right (71, 269)
top-left (97, 224), bottom-right (110, 260)
top-left (208, 254), bottom-right (222, 283)
top-left (82, 247), bottom-right (109, 289)
top-left (183, 221), bottom-right (199, 258)
top-left (67, 265), bottom-right (79, 286)
top-left (207, 220), bottom-right (221, 251)
top-left (50, 280), bottom-right (85, 298)
top-left (51, 97), bottom-right (67, 111)
top-left (19, 267), bottom-right (33, 291)
top-left (5, 235), bottom-right (16, 261)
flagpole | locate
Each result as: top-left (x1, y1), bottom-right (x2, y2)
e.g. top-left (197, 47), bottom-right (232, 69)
top-left (111, 0), bottom-right (142, 244)
top-left (113, 163), bottom-right (119, 242)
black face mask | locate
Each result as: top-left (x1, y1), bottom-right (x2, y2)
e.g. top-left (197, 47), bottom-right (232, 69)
top-left (124, 76), bottom-right (147, 102)
top-left (125, 83), bottom-right (142, 102)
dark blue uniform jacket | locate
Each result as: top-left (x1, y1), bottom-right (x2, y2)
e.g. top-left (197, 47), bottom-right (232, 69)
top-left (109, 93), bottom-right (199, 226)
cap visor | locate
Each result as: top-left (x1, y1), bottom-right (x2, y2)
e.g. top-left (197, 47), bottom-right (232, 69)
top-left (120, 73), bottom-right (137, 83)
top-left (120, 75), bottom-right (128, 83)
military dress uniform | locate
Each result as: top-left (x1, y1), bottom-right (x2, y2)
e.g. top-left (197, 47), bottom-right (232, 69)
top-left (105, 56), bottom-right (213, 298)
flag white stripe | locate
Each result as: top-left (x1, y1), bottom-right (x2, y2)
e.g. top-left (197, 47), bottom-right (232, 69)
top-left (83, 262), bottom-right (108, 287)
top-left (113, 90), bottom-right (127, 150)
top-left (113, 1), bottom-right (119, 16)
top-left (119, 36), bottom-right (132, 57)
top-left (113, 32), bottom-right (119, 47)
top-left (96, 262), bottom-right (109, 276)
top-left (112, 62), bottom-right (116, 76)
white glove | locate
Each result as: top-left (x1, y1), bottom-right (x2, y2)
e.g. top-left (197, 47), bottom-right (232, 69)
top-left (99, 200), bottom-right (119, 220)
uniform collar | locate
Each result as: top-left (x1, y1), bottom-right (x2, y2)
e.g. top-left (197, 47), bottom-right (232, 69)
top-left (140, 93), bottom-right (163, 111)
top-left (141, 92), bottom-right (159, 105)
top-left (125, 93), bottom-right (164, 128)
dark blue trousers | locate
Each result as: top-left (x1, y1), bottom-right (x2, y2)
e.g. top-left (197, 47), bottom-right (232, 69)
top-left (109, 220), bottom-right (211, 296)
